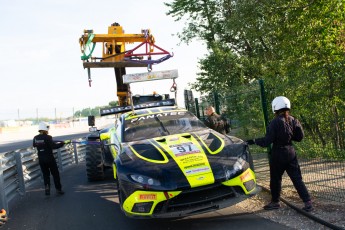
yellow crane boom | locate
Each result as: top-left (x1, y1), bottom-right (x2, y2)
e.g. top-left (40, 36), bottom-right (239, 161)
top-left (79, 22), bottom-right (173, 106)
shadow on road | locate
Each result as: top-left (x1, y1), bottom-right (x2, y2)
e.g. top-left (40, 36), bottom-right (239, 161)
top-left (3, 163), bottom-right (290, 230)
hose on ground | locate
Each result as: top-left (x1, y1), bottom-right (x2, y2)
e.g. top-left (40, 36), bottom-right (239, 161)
top-left (260, 185), bottom-right (344, 230)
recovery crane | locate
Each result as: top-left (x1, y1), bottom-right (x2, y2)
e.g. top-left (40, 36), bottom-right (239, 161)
top-left (79, 22), bottom-right (174, 106)
top-left (78, 22), bottom-right (178, 181)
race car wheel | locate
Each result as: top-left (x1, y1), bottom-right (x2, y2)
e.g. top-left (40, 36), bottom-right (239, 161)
top-left (85, 144), bottom-right (105, 181)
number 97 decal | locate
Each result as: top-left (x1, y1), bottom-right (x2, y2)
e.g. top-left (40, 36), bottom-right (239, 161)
top-left (170, 143), bottom-right (200, 156)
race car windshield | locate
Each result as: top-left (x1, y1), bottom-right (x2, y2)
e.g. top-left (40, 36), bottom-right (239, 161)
top-left (154, 116), bottom-right (170, 136)
top-left (124, 111), bottom-right (207, 142)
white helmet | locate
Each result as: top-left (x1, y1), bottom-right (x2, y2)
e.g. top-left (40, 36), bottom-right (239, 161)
top-left (271, 96), bottom-right (290, 113)
top-left (38, 122), bottom-right (50, 131)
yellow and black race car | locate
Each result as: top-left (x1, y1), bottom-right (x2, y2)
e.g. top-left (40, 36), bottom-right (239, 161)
top-left (100, 99), bottom-right (260, 218)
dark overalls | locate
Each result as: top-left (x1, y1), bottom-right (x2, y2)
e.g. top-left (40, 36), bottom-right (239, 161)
top-left (255, 114), bottom-right (311, 203)
top-left (33, 133), bottom-right (64, 190)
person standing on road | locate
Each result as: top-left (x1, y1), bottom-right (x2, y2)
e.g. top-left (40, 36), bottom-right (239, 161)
top-left (204, 106), bottom-right (226, 134)
top-left (246, 96), bottom-right (313, 212)
top-left (33, 122), bottom-right (69, 196)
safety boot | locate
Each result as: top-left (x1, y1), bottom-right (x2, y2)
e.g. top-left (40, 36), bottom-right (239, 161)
top-left (263, 201), bottom-right (281, 210)
top-left (302, 201), bottom-right (313, 212)
top-left (45, 185), bottom-right (50, 196)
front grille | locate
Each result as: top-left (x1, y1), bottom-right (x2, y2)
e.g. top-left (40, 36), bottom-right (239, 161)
top-left (153, 183), bottom-right (238, 214)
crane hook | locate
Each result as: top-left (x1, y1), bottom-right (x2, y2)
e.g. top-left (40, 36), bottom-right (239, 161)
top-left (170, 79), bottom-right (177, 92)
top-left (147, 56), bottom-right (152, 72)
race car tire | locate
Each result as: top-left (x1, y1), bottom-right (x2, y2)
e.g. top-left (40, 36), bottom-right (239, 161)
top-left (248, 152), bottom-right (255, 171)
top-left (85, 144), bottom-right (105, 181)
top-left (116, 176), bottom-right (125, 210)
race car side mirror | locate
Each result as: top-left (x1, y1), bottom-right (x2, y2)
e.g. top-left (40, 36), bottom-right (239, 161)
top-left (100, 133), bottom-right (111, 141)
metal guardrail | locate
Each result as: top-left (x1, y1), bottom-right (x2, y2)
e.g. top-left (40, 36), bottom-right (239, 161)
top-left (0, 139), bottom-right (86, 212)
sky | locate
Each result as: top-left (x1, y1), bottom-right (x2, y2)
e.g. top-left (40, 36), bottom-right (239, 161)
top-left (0, 0), bottom-right (207, 120)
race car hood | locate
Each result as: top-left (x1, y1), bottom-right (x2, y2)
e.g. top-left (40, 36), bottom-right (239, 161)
top-left (117, 129), bottom-right (249, 190)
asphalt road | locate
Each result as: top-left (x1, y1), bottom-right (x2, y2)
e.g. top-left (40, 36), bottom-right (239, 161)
top-left (2, 162), bottom-right (291, 230)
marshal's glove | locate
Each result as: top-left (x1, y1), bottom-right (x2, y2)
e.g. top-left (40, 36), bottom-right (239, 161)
top-left (246, 139), bottom-right (256, 145)
top-left (0, 209), bottom-right (8, 226)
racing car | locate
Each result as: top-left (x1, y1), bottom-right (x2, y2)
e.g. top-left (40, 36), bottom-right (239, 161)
top-left (100, 99), bottom-right (260, 218)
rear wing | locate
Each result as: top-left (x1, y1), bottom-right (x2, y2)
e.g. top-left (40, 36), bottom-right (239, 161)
top-left (100, 99), bottom-right (176, 116)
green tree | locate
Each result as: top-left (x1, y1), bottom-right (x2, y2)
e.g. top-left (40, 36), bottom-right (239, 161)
top-left (166, 0), bottom-right (345, 150)
top-left (108, 101), bottom-right (119, 107)
top-left (73, 100), bottom-right (119, 118)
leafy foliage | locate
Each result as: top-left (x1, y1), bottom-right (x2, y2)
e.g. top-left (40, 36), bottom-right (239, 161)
top-left (73, 107), bottom-right (100, 118)
top-left (166, 0), bottom-right (345, 153)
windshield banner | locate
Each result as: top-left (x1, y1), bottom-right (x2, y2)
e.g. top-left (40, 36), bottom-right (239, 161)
top-left (100, 99), bottom-right (176, 116)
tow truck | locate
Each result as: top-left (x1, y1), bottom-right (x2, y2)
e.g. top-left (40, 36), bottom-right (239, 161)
top-left (79, 22), bottom-right (176, 181)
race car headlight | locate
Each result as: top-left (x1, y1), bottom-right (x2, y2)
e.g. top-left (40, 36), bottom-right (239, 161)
top-left (234, 159), bottom-right (243, 171)
top-left (130, 174), bottom-right (161, 186)
top-left (225, 158), bottom-right (244, 180)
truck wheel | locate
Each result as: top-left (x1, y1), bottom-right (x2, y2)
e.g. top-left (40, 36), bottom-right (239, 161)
top-left (85, 144), bottom-right (105, 181)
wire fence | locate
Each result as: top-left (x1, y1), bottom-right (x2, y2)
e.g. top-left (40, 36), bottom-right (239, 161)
top-left (192, 80), bottom-right (345, 204)
top-left (252, 152), bottom-right (345, 203)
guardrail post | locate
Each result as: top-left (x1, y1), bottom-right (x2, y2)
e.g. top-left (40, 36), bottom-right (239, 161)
top-left (0, 156), bottom-right (8, 212)
top-left (57, 149), bottom-right (64, 172)
top-left (73, 142), bottom-right (79, 165)
top-left (14, 151), bottom-right (26, 196)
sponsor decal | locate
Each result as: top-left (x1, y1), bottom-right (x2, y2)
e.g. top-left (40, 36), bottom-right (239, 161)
top-left (240, 170), bottom-right (251, 182)
top-left (179, 155), bottom-right (204, 163)
top-left (174, 150), bottom-right (200, 157)
top-left (166, 141), bottom-right (211, 177)
top-left (100, 99), bottom-right (176, 116)
top-left (34, 139), bottom-right (44, 144)
top-left (185, 167), bottom-right (211, 175)
top-left (139, 194), bottom-right (157, 200)
top-left (170, 142), bottom-right (200, 156)
top-left (131, 111), bottom-right (185, 123)
top-left (184, 162), bottom-right (205, 169)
